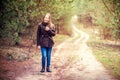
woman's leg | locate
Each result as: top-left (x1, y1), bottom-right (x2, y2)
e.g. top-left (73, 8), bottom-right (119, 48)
top-left (46, 47), bottom-right (52, 72)
top-left (46, 47), bottom-right (52, 67)
top-left (41, 47), bottom-right (47, 72)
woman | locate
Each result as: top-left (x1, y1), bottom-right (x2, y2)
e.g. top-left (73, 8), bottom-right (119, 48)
top-left (37, 13), bottom-right (55, 72)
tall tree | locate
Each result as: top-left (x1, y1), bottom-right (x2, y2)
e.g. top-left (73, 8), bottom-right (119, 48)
top-left (74, 0), bottom-right (120, 41)
top-left (0, 0), bottom-right (74, 45)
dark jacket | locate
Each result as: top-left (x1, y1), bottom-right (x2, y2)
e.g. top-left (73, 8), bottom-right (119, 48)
top-left (37, 22), bottom-right (55, 48)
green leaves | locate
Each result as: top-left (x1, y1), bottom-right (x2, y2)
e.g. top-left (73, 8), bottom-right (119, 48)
top-left (0, 0), bottom-right (75, 45)
top-left (0, 0), bottom-right (30, 45)
top-left (75, 0), bottom-right (120, 40)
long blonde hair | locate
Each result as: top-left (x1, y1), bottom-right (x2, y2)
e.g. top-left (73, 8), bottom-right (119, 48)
top-left (43, 13), bottom-right (54, 28)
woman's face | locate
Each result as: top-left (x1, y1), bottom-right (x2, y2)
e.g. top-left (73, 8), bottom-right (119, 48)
top-left (44, 15), bottom-right (50, 23)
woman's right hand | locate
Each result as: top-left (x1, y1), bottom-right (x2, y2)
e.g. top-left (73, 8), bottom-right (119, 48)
top-left (45, 26), bottom-right (50, 31)
top-left (38, 46), bottom-right (40, 49)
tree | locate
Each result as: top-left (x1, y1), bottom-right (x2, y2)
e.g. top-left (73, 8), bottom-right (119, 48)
top-left (0, 0), bottom-right (74, 45)
top-left (74, 0), bottom-right (120, 41)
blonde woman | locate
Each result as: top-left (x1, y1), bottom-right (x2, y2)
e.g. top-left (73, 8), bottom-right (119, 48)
top-left (37, 13), bottom-right (55, 72)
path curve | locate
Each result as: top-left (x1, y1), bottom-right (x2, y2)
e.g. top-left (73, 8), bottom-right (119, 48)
top-left (15, 16), bottom-right (117, 80)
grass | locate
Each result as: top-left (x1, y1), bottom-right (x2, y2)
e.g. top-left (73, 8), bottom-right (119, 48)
top-left (77, 23), bottom-right (120, 79)
top-left (54, 34), bottom-right (70, 46)
top-left (54, 23), bottom-right (120, 79)
top-left (88, 41), bottom-right (120, 79)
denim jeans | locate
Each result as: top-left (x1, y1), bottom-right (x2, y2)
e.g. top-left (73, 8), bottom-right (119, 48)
top-left (41, 47), bottom-right (52, 68)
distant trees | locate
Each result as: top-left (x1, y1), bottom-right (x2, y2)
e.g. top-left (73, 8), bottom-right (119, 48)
top-left (0, 0), bottom-right (74, 45)
top-left (0, 0), bottom-right (119, 45)
top-left (75, 0), bottom-right (120, 41)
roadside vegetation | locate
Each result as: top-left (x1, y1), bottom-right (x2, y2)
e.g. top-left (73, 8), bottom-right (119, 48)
top-left (54, 34), bottom-right (70, 46)
top-left (0, 0), bottom-right (120, 79)
top-left (88, 30), bottom-right (120, 79)
top-left (77, 23), bottom-right (120, 79)
top-left (74, 0), bottom-right (120, 78)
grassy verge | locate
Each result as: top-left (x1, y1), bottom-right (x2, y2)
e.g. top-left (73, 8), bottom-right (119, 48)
top-left (77, 23), bottom-right (120, 79)
top-left (88, 41), bottom-right (120, 79)
top-left (54, 34), bottom-right (70, 46)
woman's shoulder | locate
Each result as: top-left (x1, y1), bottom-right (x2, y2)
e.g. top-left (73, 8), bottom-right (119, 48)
top-left (38, 22), bottom-right (42, 26)
top-left (37, 23), bottom-right (42, 29)
top-left (38, 22), bottom-right (42, 27)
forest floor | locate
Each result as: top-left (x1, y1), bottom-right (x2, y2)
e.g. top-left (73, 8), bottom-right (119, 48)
top-left (0, 17), bottom-right (118, 80)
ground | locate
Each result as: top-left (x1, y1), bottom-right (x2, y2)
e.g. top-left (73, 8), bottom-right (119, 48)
top-left (0, 17), bottom-right (118, 80)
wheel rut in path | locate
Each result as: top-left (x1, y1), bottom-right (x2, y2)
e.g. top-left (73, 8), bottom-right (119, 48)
top-left (15, 17), bottom-right (117, 80)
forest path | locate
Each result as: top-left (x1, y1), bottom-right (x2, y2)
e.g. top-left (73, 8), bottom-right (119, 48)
top-left (15, 16), bottom-right (116, 80)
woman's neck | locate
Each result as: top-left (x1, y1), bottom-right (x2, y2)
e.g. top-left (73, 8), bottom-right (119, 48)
top-left (42, 22), bottom-right (48, 26)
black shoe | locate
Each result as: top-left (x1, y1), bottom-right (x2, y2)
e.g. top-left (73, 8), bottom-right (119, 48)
top-left (40, 68), bottom-right (45, 72)
top-left (46, 67), bottom-right (51, 72)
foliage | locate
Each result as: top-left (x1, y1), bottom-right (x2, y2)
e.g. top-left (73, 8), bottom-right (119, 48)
top-left (0, 0), bottom-right (119, 45)
top-left (0, 0), bottom-right (30, 45)
top-left (0, 0), bottom-right (74, 45)
top-left (74, 0), bottom-right (120, 40)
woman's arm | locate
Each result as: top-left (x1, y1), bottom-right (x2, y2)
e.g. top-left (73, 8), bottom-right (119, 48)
top-left (37, 25), bottom-right (41, 46)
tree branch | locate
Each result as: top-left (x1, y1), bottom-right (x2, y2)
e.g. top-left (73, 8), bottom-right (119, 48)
top-left (101, 0), bottom-right (114, 16)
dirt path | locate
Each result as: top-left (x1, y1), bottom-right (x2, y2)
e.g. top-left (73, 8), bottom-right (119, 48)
top-left (14, 16), bottom-right (117, 80)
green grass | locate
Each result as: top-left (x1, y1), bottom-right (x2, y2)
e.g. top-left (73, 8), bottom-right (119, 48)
top-left (88, 41), bottom-right (120, 79)
top-left (54, 34), bottom-right (70, 46)
top-left (77, 23), bottom-right (120, 79)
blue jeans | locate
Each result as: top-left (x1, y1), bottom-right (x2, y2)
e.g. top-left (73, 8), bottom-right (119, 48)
top-left (41, 47), bottom-right (52, 68)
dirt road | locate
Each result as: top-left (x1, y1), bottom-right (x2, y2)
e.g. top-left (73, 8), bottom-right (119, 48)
top-left (15, 16), bottom-right (117, 80)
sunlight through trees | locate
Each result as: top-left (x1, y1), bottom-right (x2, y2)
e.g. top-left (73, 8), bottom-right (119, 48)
top-left (0, 0), bottom-right (119, 45)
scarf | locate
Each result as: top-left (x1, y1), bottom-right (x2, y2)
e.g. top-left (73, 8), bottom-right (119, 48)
top-left (42, 22), bottom-right (48, 26)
